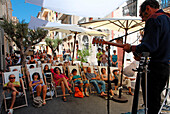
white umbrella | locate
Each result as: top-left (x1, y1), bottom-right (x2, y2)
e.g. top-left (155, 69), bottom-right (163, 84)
top-left (43, 23), bottom-right (108, 36)
top-left (79, 16), bottom-right (145, 32)
top-left (28, 16), bottom-right (108, 64)
top-left (25, 0), bottom-right (128, 18)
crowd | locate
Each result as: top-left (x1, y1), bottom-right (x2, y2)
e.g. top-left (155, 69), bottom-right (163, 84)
top-left (96, 46), bottom-right (118, 67)
top-left (3, 49), bottom-right (135, 114)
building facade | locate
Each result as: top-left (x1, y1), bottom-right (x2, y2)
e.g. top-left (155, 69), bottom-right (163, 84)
top-left (0, 0), bottom-right (13, 71)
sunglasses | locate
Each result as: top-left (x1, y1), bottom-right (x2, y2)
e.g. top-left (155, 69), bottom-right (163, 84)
top-left (9, 77), bottom-right (16, 79)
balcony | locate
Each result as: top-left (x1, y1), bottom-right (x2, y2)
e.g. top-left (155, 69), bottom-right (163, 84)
top-left (161, 0), bottom-right (170, 9)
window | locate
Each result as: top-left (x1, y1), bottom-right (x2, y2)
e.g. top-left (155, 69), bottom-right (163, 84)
top-left (122, 0), bottom-right (137, 16)
top-left (82, 35), bottom-right (89, 49)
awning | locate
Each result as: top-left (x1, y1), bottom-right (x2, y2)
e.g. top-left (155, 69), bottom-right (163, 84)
top-left (25, 0), bottom-right (128, 18)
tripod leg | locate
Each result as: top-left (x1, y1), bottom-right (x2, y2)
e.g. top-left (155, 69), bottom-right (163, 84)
top-left (132, 72), bottom-right (141, 114)
top-left (158, 88), bottom-right (170, 114)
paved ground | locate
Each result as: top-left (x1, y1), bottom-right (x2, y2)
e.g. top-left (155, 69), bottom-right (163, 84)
top-left (0, 77), bottom-right (168, 114)
top-left (0, 86), bottom-right (139, 114)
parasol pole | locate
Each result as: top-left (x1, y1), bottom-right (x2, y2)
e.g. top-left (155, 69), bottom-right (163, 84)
top-left (112, 21), bottom-right (128, 103)
top-left (72, 32), bottom-right (77, 65)
top-left (120, 28), bottom-right (128, 87)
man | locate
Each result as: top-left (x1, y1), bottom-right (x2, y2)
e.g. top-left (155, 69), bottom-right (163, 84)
top-left (123, 0), bottom-right (170, 113)
top-left (3, 74), bottom-right (23, 114)
top-left (96, 48), bottom-right (102, 66)
top-left (83, 66), bottom-right (107, 96)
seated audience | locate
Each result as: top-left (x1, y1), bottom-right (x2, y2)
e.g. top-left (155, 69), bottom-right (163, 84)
top-left (70, 69), bottom-right (89, 97)
top-left (101, 68), bottom-right (118, 96)
top-left (29, 72), bottom-right (47, 105)
top-left (3, 74), bottom-right (23, 114)
top-left (43, 65), bottom-right (52, 83)
top-left (83, 66), bottom-right (107, 96)
top-left (28, 55), bottom-right (37, 64)
top-left (114, 69), bottom-right (134, 95)
top-left (51, 67), bottom-right (73, 102)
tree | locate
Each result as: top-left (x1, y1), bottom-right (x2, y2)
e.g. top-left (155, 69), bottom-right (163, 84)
top-left (45, 37), bottom-right (63, 56)
top-left (0, 18), bottom-right (48, 67)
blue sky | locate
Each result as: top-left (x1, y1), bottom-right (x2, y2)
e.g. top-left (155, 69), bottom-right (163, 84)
top-left (11, 0), bottom-right (41, 23)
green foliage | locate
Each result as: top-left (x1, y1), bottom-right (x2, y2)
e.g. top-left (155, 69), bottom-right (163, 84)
top-left (45, 37), bottom-right (63, 55)
top-left (0, 17), bottom-right (48, 51)
top-left (0, 17), bottom-right (48, 67)
top-left (77, 45), bottom-right (92, 63)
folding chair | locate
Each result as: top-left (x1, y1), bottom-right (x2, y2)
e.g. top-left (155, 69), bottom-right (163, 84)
top-left (2, 71), bottom-right (28, 112)
top-left (51, 66), bottom-right (70, 97)
top-left (9, 65), bottom-right (27, 89)
top-left (28, 68), bottom-right (52, 100)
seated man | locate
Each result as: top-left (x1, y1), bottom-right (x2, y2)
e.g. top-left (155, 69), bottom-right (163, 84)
top-left (83, 66), bottom-right (107, 96)
top-left (3, 74), bottom-right (23, 114)
top-left (115, 69), bottom-right (135, 95)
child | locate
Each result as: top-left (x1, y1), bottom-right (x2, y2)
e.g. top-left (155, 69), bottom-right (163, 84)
top-left (70, 69), bottom-right (89, 97)
top-left (112, 70), bottom-right (119, 91)
top-left (29, 72), bottom-right (47, 105)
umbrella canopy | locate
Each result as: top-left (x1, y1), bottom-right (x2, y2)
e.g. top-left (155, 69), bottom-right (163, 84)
top-left (79, 17), bottom-right (145, 32)
top-left (28, 16), bottom-right (108, 36)
top-left (43, 23), bottom-right (108, 36)
top-left (25, 0), bottom-right (128, 18)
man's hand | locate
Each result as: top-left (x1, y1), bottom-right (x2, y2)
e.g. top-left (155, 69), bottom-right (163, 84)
top-left (123, 44), bottom-right (131, 53)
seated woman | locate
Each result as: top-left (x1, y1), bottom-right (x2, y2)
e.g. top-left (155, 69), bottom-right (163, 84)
top-left (28, 55), bottom-right (37, 64)
top-left (101, 68), bottom-right (118, 96)
top-left (43, 65), bottom-right (52, 83)
top-left (40, 55), bottom-right (47, 63)
top-left (29, 72), bottom-right (47, 105)
top-left (51, 67), bottom-right (73, 102)
top-left (70, 69), bottom-right (89, 97)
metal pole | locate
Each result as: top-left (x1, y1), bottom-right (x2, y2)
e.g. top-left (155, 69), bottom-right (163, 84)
top-left (120, 28), bottom-right (128, 88)
top-left (144, 59), bottom-right (148, 114)
top-left (107, 44), bottom-right (111, 114)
